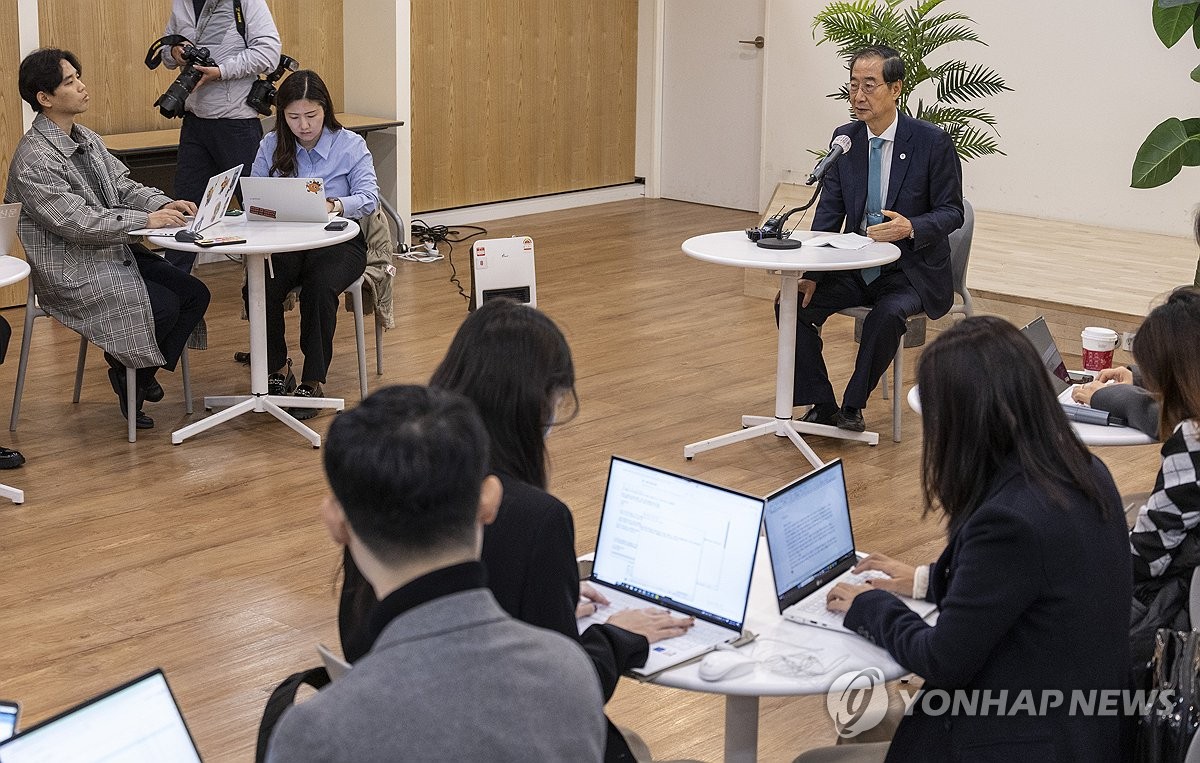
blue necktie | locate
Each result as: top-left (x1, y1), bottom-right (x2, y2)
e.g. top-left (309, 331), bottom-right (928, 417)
top-left (862, 137), bottom-right (885, 285)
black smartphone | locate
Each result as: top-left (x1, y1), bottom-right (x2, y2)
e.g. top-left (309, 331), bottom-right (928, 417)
top-left (325, 220), bottom-right (349, 231)
top-left (0, 699), bottom-right (19, 740)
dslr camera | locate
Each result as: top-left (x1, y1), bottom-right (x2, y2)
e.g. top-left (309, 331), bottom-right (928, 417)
top-left (246, 55), bottom-right (299, 116)
top-left (145, 36), bottom-right (217, 119)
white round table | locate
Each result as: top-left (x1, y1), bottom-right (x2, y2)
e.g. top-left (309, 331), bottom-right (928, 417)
top-left (650, 544), bottom-right (906, 762)
top-left (682, 231), bottom-right (900, 467)
top-left (151, 217), bottom-right (360, 448)
top-left (0, 255), bottom-right (31, 503)
top-left (906, 385), bottom-right (1154, 447)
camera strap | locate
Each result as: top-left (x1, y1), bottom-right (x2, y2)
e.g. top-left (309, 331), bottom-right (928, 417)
top-left (196, 0), bottom-right (248, 48)
top-left (144, 35), bottom-right (189, 70)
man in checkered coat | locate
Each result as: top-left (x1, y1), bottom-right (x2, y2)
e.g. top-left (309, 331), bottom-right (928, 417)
top-left (5, 48), bottom-right (210, 429)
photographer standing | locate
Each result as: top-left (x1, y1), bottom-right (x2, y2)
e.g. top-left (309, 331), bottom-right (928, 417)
top-left (162, 0), bottom-right (280, 232)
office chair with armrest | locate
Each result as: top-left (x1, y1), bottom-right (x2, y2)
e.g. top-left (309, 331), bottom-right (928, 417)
top-left (837, 198), bottom-right (975, 443)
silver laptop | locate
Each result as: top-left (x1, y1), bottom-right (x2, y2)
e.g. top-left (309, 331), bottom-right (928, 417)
top-left (1020, 316), bottom-right (1096, 394)
top-left (240, 176), bottom-right (333, 222)
top-left (578, 456), bottom-right (764, 675)
top-left (0, 669), bottom-right (201, 763)
top-left (0, 204), bottom-right (18, 257)
top-left (133, 164), bottom-right (242, 237)
top-left (764, 459), bottom-right (936, 632)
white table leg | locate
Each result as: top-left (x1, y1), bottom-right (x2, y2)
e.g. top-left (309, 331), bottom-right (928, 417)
top-left (683, 271), bottom-right (880, 463)
top-left (171, 252), bottom-right (345, 446)
top-left (724, 695), bottom-right (759, 763)
top-left (0, 483), bottom-right (24, 504)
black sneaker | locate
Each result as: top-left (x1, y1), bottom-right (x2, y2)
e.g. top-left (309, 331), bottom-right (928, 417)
top-left (268, 359), bottom-right (297, 396)
top-left (289, 383), bottom-right (322, 421)
top-left (800, 403), bottom-right (839, 426)
top-left (0, 447), bottom-right (26, 469)
top-left (834, 406), bottom-right (865, 432)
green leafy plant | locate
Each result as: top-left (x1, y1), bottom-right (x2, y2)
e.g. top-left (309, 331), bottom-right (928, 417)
top-left (1130, 0), bottom-right (1200, 189)
top-left (811, 0), bottom-right (1011, 161)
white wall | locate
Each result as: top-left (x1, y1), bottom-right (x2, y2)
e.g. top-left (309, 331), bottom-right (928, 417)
top-left (760, 0), bottom-right (1200, 236)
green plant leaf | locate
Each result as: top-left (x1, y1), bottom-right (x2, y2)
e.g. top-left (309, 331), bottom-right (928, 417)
top-left (935, 63), bottom-right (1011, 103)
top-left (1130, 117), bottom-right (1200, 187)
top-left (1192, 62), bottom-right (1200, 80)
top-left (1153, 0), bottom-right (1199, 47)
top-left (1160, 0), bottom-right (1198, 8)
top-left (1182, 118), bottom-right (1200, 165)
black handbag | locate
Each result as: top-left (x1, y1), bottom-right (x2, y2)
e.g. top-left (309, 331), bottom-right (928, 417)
top-left (1136, 629), bottom-right (1200, 762)
top-left (254, 666), bottom-right (331, 763)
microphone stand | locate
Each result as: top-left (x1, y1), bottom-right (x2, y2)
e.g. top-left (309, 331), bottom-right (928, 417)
top-left (752, 180), bottom-right (823, 250)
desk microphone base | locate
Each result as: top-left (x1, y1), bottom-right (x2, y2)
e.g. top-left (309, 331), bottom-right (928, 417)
top-left (684, 414), bottom-right (879, 468)
top-left (756, 237), bottom-right (803, 250)
top-left (171, 393), bottom-right (345, 447)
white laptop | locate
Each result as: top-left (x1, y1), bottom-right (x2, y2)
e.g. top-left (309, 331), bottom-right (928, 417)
top-left (0, 203), bottom-right (19, 257)
top-left (132, 163), bottom-right (242, 238)
top-left (764, 459), bottom-right (936, 633)
top-left (578, 456), bottom-right (764, 675)
top-left (0, 669), bottom-right (201, 763)
top-left (240, 176), bottom-right (333, 222)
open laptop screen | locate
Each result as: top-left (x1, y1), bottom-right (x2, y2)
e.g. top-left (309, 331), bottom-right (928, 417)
top-left (0, 670), bottom-right (201, 763)
top-left (1020, 316), bottom-right (1071, 394)
top-left (764, 460), bottom-right (857, 610)
top-left (592, 456), bottom-right (762, 629)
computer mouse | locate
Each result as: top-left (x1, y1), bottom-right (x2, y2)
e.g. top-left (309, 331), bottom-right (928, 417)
top-left (698, 650), bottom-right (755, 682)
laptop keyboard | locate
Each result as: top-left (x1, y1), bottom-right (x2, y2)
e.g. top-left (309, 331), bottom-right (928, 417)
top-left (790, 569), bottom-right (888, 625)
top-left (579, 585), bottom-right (736, 658)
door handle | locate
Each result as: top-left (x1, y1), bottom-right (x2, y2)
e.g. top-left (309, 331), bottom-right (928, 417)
top-left (738, 36), bottom-right (765, 49)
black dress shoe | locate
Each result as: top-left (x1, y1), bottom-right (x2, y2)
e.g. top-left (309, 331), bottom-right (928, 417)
top-left (834, 406), bottom-right (866, 432)
top-left (0, 447), bottom-right (26, 469)
top-left (288, 383), bottom-right (322, 421)
top-left (800, 403), bottom-right (838, 426)
top-left (108, 367), bottom-right (154, 428)
top-left (142, 378), bottom-right (164, 403)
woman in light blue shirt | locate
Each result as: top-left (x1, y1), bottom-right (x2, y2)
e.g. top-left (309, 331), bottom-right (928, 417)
top-left (250, 69), bottom-right (378, 418)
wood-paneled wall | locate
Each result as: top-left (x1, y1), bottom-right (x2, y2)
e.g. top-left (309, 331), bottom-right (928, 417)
top-left (412, 0), bottom-right (638, 213)
top-left (37, 0), bottom-right (345, 136)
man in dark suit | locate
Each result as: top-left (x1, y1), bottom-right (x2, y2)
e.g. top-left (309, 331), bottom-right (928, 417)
top-left (266, 385), bottom-right (606, 762)
top-left (787, 45), bottom-right (964, 432)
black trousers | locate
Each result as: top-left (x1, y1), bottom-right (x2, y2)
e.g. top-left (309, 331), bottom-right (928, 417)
top-left (106, 247), bottom-right (211, 381)
top-left (778, 267), bottom-right (923, 410)
top-left (171, 114), bottom-right (262, 271)
top-left (258, 232), bottom-right (368, 385)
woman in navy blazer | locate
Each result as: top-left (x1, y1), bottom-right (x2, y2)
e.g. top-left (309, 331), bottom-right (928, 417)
top-left (826, 316), bottom-right (1131, 762)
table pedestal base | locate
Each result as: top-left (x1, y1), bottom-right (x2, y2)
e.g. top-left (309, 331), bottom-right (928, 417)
top-left (724, 695), bottom-right (759, 763)
top-left (171, 393), bottom-right (345, 447)
top-left (684, 414), bottom-right (879, 468)
top-left (0, 483), bottom-right (24, 504)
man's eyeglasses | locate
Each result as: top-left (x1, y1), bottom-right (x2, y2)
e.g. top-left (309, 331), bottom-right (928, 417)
top-left (848, 81), bottom-right (886, 95)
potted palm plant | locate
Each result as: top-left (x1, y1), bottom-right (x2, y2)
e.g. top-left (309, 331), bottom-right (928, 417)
top-left (811, 0), bottom-right (1010, 161)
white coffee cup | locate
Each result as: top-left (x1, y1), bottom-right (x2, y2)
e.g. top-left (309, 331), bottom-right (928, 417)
top-left (1081, 327), bottom-right (1119, 371)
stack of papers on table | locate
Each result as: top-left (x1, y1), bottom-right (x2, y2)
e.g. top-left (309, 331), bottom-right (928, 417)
top-left (800, 232), bottom-right (873, 249)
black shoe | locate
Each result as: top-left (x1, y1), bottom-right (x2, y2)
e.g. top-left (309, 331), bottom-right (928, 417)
top-left (233, 351), bottom-right (251, 365)
top-left (108, 367), bottom-right (154, 428)
top-left (834, 406), bottom-right (865, 432)
top-left (0, 447), bottom-right (26, 469)
top-left (143, 378), bottom-right (164, 404)
top-left (800, 403), bottom-right (838, 426)
top-left (267, 359), bottom-right (297, 396)
top-left (288, 383), bottom-right (322, 421)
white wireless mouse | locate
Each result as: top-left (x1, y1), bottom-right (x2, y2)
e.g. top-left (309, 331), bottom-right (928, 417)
top-left (698, 650), bottom-right (755, 682)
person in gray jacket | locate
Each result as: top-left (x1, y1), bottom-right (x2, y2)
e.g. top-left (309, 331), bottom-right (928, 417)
top-left (265, 384), bottom-right (606, 763)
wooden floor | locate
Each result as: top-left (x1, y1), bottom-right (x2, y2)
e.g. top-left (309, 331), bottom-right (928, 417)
top-left (0, 199), bottom-right (1163, 762)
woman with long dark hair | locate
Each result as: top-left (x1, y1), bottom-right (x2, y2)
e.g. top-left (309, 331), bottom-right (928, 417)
top-left (250, 70), bottom-right (377, 418)
top-left (339, 299), bottom-right (692, 762)
top-left (821, 316), bottom-right (1130, 761)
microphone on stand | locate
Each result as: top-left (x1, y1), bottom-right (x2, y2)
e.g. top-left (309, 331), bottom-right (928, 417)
top-left (806, 135), bottom-right (852, 185)
top-left (746, 135), bottom-right (851, 250)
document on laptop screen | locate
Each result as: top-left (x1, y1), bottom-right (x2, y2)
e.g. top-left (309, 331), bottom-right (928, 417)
top-left (592, 459), bottom-right (761, 626)
top-left (764, 464), bottom-right (855, 595)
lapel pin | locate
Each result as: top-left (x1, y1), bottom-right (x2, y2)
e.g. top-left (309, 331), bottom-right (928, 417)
top-left (900, 153), bottom-right (907, 160)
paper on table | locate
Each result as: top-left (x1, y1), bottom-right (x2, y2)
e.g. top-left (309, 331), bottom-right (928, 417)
top-left (800, 232), bottom-right (872, 249)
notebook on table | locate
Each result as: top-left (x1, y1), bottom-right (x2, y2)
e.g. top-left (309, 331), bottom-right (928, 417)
top-left (240, 176), bottom-right (334, 222)
top-left (578, 456), bottom-right (764, 675)
top-left (0, 669), bottom-right (201, 762)
top-left (763, 459), bottom-right (936, 633)
top-left (132, 164), bottom-right (242, 239)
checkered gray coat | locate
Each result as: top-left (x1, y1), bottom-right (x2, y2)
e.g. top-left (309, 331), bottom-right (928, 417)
top-left (4, 114), bottom-right (169, 368)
